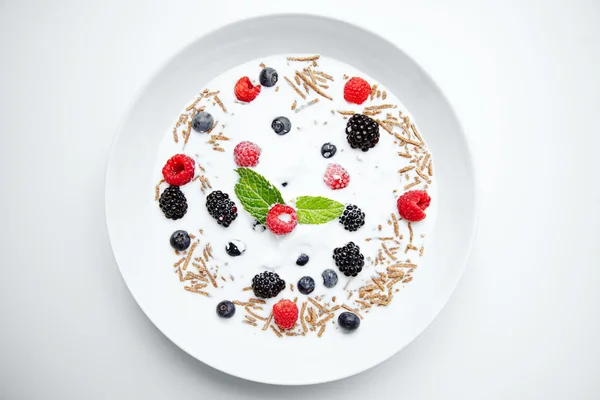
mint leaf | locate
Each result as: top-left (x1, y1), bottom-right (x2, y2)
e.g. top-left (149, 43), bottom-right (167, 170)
top-left (295, 196), bottom-right (345, 224)
top-left (234, 168), bottom-right (285, 224)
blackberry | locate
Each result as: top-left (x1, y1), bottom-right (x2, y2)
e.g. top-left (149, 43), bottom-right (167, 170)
top-left (345, 114), bottom-right (380, 151)
top-left (251, 271), bottom-right (286, 299)
top-left (333, 242), bottom-right (365, 277)
top-left (159, 186), bottom-right (188, 220)
top-left (206, 190), bottom-right (238, 227)
top-left (339, 204), bottom-right (365, 232)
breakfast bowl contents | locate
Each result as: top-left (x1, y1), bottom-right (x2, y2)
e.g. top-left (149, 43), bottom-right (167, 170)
top-left (153, 54), bottom-right (436, 338)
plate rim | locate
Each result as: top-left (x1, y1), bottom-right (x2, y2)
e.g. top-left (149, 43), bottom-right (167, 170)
top-left (104, 12), bottom-right (479, 385)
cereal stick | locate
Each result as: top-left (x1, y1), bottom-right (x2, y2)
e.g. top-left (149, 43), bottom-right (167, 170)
top-left (295, 71), bottom-right (332, 100)
top-left (382, 91), bottom-right (387, 100)
top-left (391, 213), bottom-right (400, 238)
top-left (376, 90), bottom-right (381, 99)
top-left (302, 81), bottom-right (310, 94)
top-left (317, 325), bottom-right (326, 337)
top-left (316, 313), bottom-right (334, 327)
top-left (181, 241), bottom-right (198, 271)
top-left (404, 177), bottom-right (421, 190)
top-left (287, 55), bottom-right (320, 61)
top-left (243, 286), bottom-right (252, 291)
top-left (242, 320), bottom-right (257, 327)
top-left (388, 262), bottom-right (417, 269)
top-left (206, 120), bottom-right (218, 134)
top-left (172, 127), bottom-right (178, 143)
top-left (284, 76), bottom-right (306, 99)
top-left (415, 167), bottom-right (432, 184)
top-left (342, 304), bottom-right (364, 319)
top-left (363, 110), bottom-right (381, 116)
top-left (305, 67), bottom-right (317, 84)
top-left (420, 247), bottom-right (425, 256)
top-left (372, 277), bottom-right (385, 292)
top-left (398, 166), bottom-right (415, 174)
top-left (183, 120), bottom-right (193, 145)
top-left (294, 98), bottom-right (319, 113)
top-left (270, 325), bottom-right (282, 337)
top-left (382, 243), bottom-right (397, 261)
top-left (245, 307), bottom-right (267, 321)
top-left (375, 119), bottom-right (394, 135)
top-left (212, 147), bottom-right (225, 153)
top-left (173, 257), bottom-right (185, 268)
top-left (291, 100), bottom-right (297, 110)
top-left (370, 84), bottom-right (378, 100)
top-left (365, 104), bottom-right (396, 110)
top-left (421, 153), bottom-right (431, 171)
top-left (332, 296), bottom-right (337, 303)
top-left (411, 124), bottom-right (424, 144)
top-left (398, 152), bottom-right (411, 158)
top-left (387, 277), bottom-right (403, 287)
top-left (183, 287), bottom-right (209, 296)
top-left (262, 313), bottom-right (273, 330)
top-left (428, 160), bottom-right (433, 176)
top-left (405, 244), bottom-right (419, 253)
top-left (337, 110), bottom-right (357, 115)
top-left (259, 62), bottom-right (265, 68)
top-left (294, 75), bottom-right (301, 85)
top-left (314, 70), bottom-right (334, 81)
top-left (245, 315), bottom-right (257, 323)
top-left (300, 302), bottom-right (308, 333)
top-left (249, 298), bottom-right (266, 304)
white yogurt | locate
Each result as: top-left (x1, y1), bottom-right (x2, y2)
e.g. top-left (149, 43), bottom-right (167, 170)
top-left (154, 54), bottom-right (437, 307)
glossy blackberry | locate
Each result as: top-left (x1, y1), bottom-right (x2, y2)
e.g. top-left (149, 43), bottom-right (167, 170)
top-left (159, 186), bottom-right (188, 220)
top-left (333, 242), bottom-right (365, 277)
top-left (345, 114), bottom-right (380, 151)
top-left (339, 204), bottom-right (365, 232)
top-left (206, 190), bottom-right (238, 227)
top-left (251, 271), bottom-right (286, 299)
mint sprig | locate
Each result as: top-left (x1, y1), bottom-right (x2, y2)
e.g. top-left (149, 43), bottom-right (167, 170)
top-left (295, 196), bottom-right (345, 224)
top-left (234, 168), bottom-right (284, 224)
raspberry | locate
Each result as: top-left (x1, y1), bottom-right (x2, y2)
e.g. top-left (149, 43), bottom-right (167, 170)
top-left (266, 204), bottom-right (298, 235)
top-left (343, 77), bottom-right (371, 105)
top-left (252, 271), bottom-right (286, 299)
top-left (234, 76), bottom-right (261, 102)
top-left (233, 141), bottom-right (261, 167)
top-left (161, 154), bottom-right (195, 186)
top-left (346, 114), bottom-right (380, 151)
top-left (272, 299), bottom-right (298, 330)
top-left (323, 163), bottom-right (350, 190)
top-left (397, 190), bottom-right (431, 222)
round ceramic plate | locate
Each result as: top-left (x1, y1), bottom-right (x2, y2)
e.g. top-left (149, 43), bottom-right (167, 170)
top-left (105, 14), bottom-right (476, 385)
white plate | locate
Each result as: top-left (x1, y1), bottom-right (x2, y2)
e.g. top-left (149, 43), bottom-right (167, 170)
top-left (105, 14), bottom-right (477, 385)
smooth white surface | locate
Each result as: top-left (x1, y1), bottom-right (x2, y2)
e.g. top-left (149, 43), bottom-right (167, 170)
top-left (105, 18), bottom-right (465, 384)
top-left (1, 0), bottom-right (599, 398)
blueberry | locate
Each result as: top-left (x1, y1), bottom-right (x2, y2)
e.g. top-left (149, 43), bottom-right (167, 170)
top-left (321, 269), bottom-right (338, 288)
top-left (297, 276), bottom-right (315, 295)
top-left (321, 143), bottom-right (337, 158)
top-left (272, 117), bottom-right (291, 135)
top-left (338, 312), bottom-right (360, 331)
top-left (282, 182), bottom-right (288, 187)
top-left (225, 240), bottom-right (245, 257)
top-left (192, 111), bottom-right (214, 133)
top-left (216, 300), bottom-right (236, 318)
top-left (296, 253), bottom-right (309, 266)
top-left (170, 230), bottom-right (190, 251)
top-left (252, 220), bottom-right (266, 232)
top-left (259, 67), bottom-right (278, 87)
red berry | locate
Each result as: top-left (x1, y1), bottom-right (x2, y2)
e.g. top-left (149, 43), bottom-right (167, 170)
top-left (343, 77), bottom-right (370, 105)
top-left (234, 141), bottom-right (261, 167)
top-left (397, 190), bottom-right (431, 222)
top-left (272, 299), bottom-right (298, 330)
top-left (161, 154), bottom-right (195, 186)
top-left (266, 204), bottom-right (298, 235)
top-left (323, 163), bottom-right (350, 190)
top-left (234, 76), bottom-right (261, 102)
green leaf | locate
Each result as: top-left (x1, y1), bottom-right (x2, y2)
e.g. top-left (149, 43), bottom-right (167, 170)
top-left (234, 168), bottom-right (285, 224)
top-left (295, 196), bottom-right (345, 224)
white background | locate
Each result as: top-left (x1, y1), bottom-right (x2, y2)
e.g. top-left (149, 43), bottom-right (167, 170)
top-left (1, 0), bottom-right (599, 398)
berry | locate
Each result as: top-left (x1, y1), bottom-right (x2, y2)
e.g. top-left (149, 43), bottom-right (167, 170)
top-left (159, 186), bottom-right (188, 220)
top-left (252, 271), bottom-right (286, 299)
top-left (192, 111), bottom-right (214, 133)
top-left (234, 141), bottom-right (261, 167)
top-left (252, 220), bottom-right (266, 232)
top-left (162, 154), bottom-right (195, 186)
top-left (339, 204), bottom-right (365, 232)
top-left (282, 182), bottom-right (288, 187)
top-left (397, 190), bottom-right (431, 222)
top-left (225, 240), bottom-right (245, 257)
top-left (345, 114), bottom-right (380, 152)
top-left (271, 116), bottom-right (291, 135)
top-left (343, 77), bottom-right (370, 105)
top-left (234, 76), bottom-right (261, 102)
top-left (266, 204), bottom-right (298, 235)
top-left (323, 163), bottom-right (350, 190)
top-left (272, 299), bottom-right (298, 330)
top-left (321, 143), bottom-right (337, 159)
top-left (322, 269), bottom-right (338, 288)
top-left (333, 242), bottom-right (365, 277)
top-left (296, 253), bottom-right (309, 266)
top-left (297, 276), bottom-right (315, 295)
top-left (259, 67), bottom-right (278, 87)
top-left (338, 312), bottom-right (360, 331)
top-left (206, 190), bottom-right (238, 227)
top-left (216, 301), bottom-right (236, 318)
top-left (170, 230), bottom-right (190, 251)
